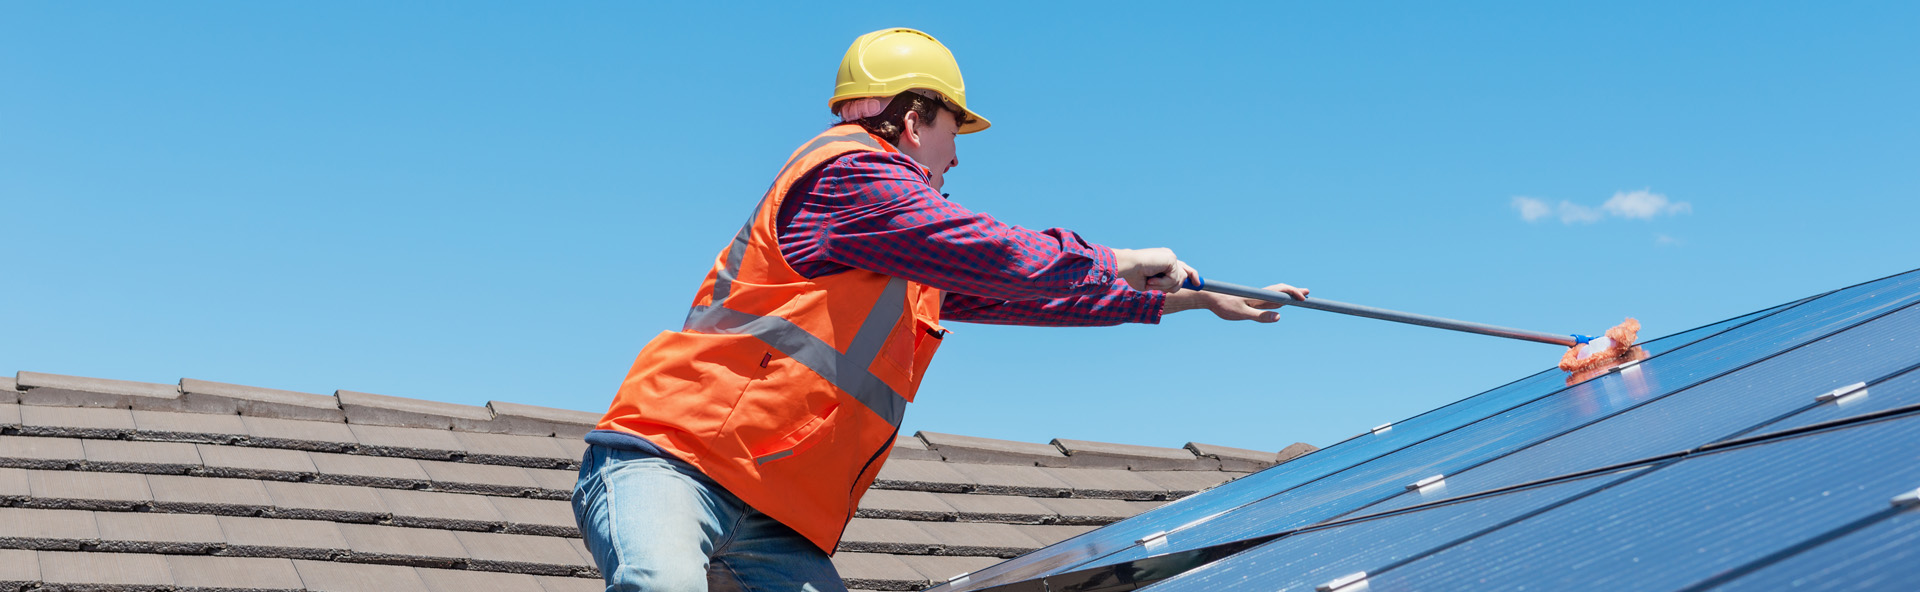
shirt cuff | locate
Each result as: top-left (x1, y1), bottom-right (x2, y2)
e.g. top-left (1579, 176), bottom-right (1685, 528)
top-left (1132, 289), bottom-right (1167, 325)
top-left (1082, 244), bottom-right (1121, 291)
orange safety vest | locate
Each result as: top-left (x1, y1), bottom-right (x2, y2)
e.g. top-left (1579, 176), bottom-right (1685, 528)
top-left (596, 125), bottom-right (946, 553)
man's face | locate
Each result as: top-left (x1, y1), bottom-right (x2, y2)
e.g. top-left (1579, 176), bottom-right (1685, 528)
top-left (905, 108), bottom-right (961, 191)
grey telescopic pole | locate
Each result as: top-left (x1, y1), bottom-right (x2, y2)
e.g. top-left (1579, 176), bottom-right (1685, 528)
top-left (1189, 277), bottom-right (1590, 348)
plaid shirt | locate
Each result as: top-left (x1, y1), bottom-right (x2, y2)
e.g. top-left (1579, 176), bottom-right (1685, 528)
top-left (774, 150), bottom-right (1164, 327)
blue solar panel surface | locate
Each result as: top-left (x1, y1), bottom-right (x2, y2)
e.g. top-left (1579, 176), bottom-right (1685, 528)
top-left (934, 267), bottom-right (1920, 592)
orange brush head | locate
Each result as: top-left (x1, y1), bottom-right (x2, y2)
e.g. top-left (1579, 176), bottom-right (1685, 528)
top-left (1559, 318), bottom-right (1645, 376)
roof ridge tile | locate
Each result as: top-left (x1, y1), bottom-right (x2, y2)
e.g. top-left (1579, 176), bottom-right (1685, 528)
top-left (180, 378), bottom-right (345, 422)
top-left (1051, 438), bottom-right (1217, 471)
top-left (1185, 441), bottom-right (1282, 472)
top-left (15, 371), bottom-right (182, 410)
top-left (917, 431), bottom-right (1069, 467)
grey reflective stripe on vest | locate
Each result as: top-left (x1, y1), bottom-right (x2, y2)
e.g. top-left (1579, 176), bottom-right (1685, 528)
top-left (688, 128), bottom-right (908, 430)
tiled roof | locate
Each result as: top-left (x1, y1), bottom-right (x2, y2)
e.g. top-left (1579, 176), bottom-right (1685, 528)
top-left (0, 371), bottom-right (1314, 592)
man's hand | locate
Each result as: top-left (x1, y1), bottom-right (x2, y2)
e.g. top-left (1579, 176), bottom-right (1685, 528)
top-left (1113, 248), bottom-right (1194, 293)
top-left (1164, 282), bottom-right (1310, 322)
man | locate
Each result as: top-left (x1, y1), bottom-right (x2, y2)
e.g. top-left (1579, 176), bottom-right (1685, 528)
top-left (573, 28), bottom-right (1308, 592)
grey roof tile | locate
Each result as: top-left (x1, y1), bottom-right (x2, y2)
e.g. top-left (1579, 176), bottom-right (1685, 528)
top-left (916, 521), bottom-right (1044, 557)
top-left (37, 550), bottom-right (174, 588)
top-left (0, 468), bottom-right (25, 497)
top-left (1052, 438), bottom-right (1216, 471)
top-left (565, 538), bottom-right (592, 569)
top-left (23, 470), bottom-right (152, 509)
top-left (1134, 470), bottom-right (1241, 496)
top-left (489, 496), bottom-right (579, 537)
top-left (196, 444), bottom-right (317, 478)
top-left (1184, 441), bottom-right (1279, 472)
top-left (1040, 467), bottom-right (1167, 500)
top-left (0, 549), bottom-right (36, 587)
top-left (0, 435), bottom-right (85, 469)
top-left (886, 434), bottom-right (943, 462)
top-left (148, 474), bottom-right (274, 513)
top-left (419, 566), bottom-right (548, 592)
top-left (94, 511), bottom-right (225, 553)
top-left (337, 389), bottom-right (491, 430)
top-left (0, 376), bottom-right (15, 404)
top-left (263, 481), bottom-right (389, 522)
top-left (854, 489), bottom-right (957, 521)
top-left (839, 518), bottom-right (938, 555)
top-left (419, 459), bottom-right (539, 495)
top-left (873, 459), bottom-right (975, 493)
top-left (293, 559), bottom-right (432, 592)
top-left (552, 437), bottom-right (587, 463)
top-left (0, 403), bottom-right (19, 426)
top-left (337, 523), bottom-right (468, 568)
top-left (483, 400), bottom-right (600, 439)
top-left (935, 493), bottom-right (1054, 524)
top-left (453, 431), bottom-right (572, 466)
top-left (242, 415), bottom-right (357, 452)
top-left (454, 531), bottom-right (588, 575)
top-left (917, 431), bottom-right (1069, 467)
top-left (218, 515), bottom-right (349, 559)
top-left (80, 438), bottom-right (202, 473)
top-left (1031, 497), bottom-right (1161, 525)
top-left (375, 488), bottom-right (503, 530)
top-left (1015, 524), bottom-right (1100, 546)
top-left (17, 405), bottom-right (135, 438)
top-left (0, 507), bottom-right (98, 549)
top-left (16, 371), bottom-right (182, 410)
top-left (535, 575), bottom-right (603, 592)
top-left (180, 377), bottom-right (345, 422)
top-left (130, 409), bottom-right (246, 442)
top-left (308, 452), bottom-right (430, 489)
top-left (348, 424), bottom-right (465, 459)
top-left (1275, 441), bottom-right (1319, 464)
top-left (948, 463), bottom-right (1071, 497)
top-left (830, 552), bottom-right (926, 591)
top-left (166, 555), bottom-right (305, 591)
top-left (527, 468), bottom-right (578, 494)
top-left (896, 555), bottom-right (1004, 587)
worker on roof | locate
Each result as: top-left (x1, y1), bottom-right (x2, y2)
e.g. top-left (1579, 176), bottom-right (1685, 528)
top-left (573, 27), bottom-right (1308, 591)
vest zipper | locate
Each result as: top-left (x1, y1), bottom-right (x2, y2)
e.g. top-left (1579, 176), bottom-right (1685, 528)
top-left (843, 429), bottom-right (899, 533)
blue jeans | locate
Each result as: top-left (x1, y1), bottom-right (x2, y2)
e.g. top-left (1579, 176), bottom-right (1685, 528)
top-left (573, 444), bottom-right (847, 592)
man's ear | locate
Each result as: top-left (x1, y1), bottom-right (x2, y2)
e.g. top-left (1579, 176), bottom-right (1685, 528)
top-left (899, 109), bottom-right (923, 148)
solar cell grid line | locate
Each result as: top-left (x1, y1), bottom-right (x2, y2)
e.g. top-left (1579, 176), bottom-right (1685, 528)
top-left (1060, 274), bottom-right (1920, 572)
top-left (1334, 409), bottom-right (1920, 592)
top-left (931, 291), bottom-right (1831, 592)
top-left (1344, 299), bottom-right (1920, 518)
top-left (1698, 500), bottom-right (1920, 591)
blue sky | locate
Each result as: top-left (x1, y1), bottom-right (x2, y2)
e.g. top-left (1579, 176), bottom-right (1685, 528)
top-left (4, 2), bottom-right (1915, 452)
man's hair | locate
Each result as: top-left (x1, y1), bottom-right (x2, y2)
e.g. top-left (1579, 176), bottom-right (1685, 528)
top-left (840, 91), bottom-right (974, 144)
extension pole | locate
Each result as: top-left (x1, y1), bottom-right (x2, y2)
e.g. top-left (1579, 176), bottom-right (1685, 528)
top-left (1187, 277), bottom-right (1590, 347)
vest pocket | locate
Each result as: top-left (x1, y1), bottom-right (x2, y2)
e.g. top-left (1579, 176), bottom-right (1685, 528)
top-left (873, 314), bottom-right (945, 399)
top-left (748, 402), bottom-right (837, 465)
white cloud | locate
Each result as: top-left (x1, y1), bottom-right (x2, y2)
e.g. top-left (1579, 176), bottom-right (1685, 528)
top-left (1511, 188), bottom-right (1691, 225)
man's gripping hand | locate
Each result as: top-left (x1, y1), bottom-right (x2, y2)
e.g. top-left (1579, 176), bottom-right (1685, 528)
top-left (1113, 248), bottom-right (1195, 293)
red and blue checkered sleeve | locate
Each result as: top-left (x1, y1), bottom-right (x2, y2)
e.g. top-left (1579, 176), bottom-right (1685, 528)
top-left (784, 151), bottom-right (1123, 301)
top-left (941, 278), bottom-right (1166, 327)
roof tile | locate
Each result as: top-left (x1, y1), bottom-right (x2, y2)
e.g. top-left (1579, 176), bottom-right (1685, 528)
top-left (375, 488), bottom-right (503, 530)
top-left (148, 474), bottom-right (273, 513)
top-left (0, 376), bottom-right (16, 404)
top-left (895, 555), bottom-right (1004, 586)
top-left (1184, 441), bottom-right (1280, 472)
top-left (308, 451), bottom-right (431, 489)
top-left (338, 522), bottom-right (469, 568)
top-left (15, 371), bottom-right (181, 410)
top-left (0, 403), bottom-right (19, 426)
top-left (242, 415), bottom-right (358, 452)
top-left (196, 443), bottom-right (318, 478)
top-left (293, 559), bottom-right (432, 592)
top-left (17, 405), bottom-right (135, 438)
top-left (166, 555), bottom-right (306, 591)
top-left (454, 531), bottom-right (588, 575)
top-left (349, 424), bottom-right (465, 459)
top-left (935, 493), bottom-right (1054, 524)
top-left (130, 409), bottom-right (246, 442)
top-left (873, 459), bottom-right (975, 493)
top-left (854, 489), bottom-right (957, 521)
top-left (0, 549), bottom-right (36, 586)
top-left (1275, 441), bottom-right (1319, 464)
top-left (94, 511), bottom-right (225, 553)
top-left (1015, 523), bottom-right (1100, 546)
top-left (0, 468), bottom-right (25, 497)
top-left (263, 481), bottom-right (389, 522)
top-left (1052, 438), bottom-right (1216, 471)
top-left (0, 435), bottom-right (85, 469)
top-left (419, 566), bottom-right (548, 592)
top-left (1031, 497), bottom-right (1161, 525)
top-left (37, 550), bottom-right (174, 588)
top-left (0, 507), bottom-right (98, 549)
top-left (483, 400), bottom-right (600, 439)
top-left (947, 463), bottom-right (1071, 497)
top-left (180, 377), bottom-right (345, 422)
top-left (451, 431), bottom-right (572, 466)
top-left (489, 496), bottom-right (579, 537)
top-left (23, 470), bottom-right (152, 509)
top-left (528, 468), bottom-right (578, 494)
top-left (80, 438), bottom-right (202, 473)
top-left (337, 389), bottom-right (492, 430)
top-left (418, 460), bottom-right (539, 495)
top-left (536, 575), bottom-right (603, 592)
top-left (218, 515), bottom-right (350, 559)
top-left (1040, 467), bottom-right (1167, 500)
top-left (840, 518), bottom-right (939, 555)
top-left (916, 521), bottom-right (1044, 557)
top-left (917, 431), bottom-right (1069, 467)
top-left (1134, 470), bottom-right (1241, 496)
top-left (830, 552), bottom-right (926, 591)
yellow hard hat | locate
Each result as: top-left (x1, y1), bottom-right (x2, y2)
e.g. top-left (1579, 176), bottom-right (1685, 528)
top-left (832, 28), bottom-right (991, 134)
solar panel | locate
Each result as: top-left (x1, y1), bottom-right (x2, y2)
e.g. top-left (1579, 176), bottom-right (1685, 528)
top-left (936, 267), bottom-right (1920, 592)
top-left (1704, 506), bottom-right (1920, 591)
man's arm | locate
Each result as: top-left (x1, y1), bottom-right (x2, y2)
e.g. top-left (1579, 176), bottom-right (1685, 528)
top-left (943, 280), bottom-right (1311, 327)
